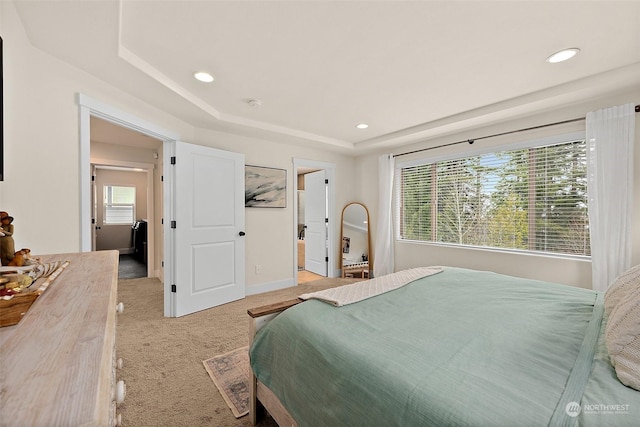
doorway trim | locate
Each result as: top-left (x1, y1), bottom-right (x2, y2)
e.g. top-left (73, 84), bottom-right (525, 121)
top-left (292, 158), bottom-right (337, 281)
top-left (78, 94), bottom-right (179, 277)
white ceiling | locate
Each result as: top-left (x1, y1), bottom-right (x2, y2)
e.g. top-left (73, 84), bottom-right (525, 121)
top-left (13, 0), bottom-right (640, 153)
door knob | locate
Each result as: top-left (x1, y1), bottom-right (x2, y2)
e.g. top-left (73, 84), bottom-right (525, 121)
top-left (239, 231), bottom-right (246, 236)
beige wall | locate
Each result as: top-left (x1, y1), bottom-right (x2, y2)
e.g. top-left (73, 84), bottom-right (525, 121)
top-left (357, 92), bottom-right (640, 289)
top-left (91, 141), bottom-right (161, 166)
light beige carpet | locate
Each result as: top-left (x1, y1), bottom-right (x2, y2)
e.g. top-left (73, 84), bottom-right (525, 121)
top-left (116, 276), bottom-right (359, 427)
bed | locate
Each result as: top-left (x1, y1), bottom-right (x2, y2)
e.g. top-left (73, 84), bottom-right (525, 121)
top-left (248, 267), bottom-right (640, 426)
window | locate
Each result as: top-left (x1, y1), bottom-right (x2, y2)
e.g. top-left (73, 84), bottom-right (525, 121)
top-left (104, 185), bottom-right (136, 225)
top-left (397, 136), bottom-right (590, 256)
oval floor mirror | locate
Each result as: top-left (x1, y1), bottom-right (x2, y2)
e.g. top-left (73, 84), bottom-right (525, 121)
top-left (341, 202), bottom-right (372, 278)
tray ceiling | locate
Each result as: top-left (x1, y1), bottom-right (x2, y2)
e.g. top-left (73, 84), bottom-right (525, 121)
top-left (14, 0), bottom-right (640, 153)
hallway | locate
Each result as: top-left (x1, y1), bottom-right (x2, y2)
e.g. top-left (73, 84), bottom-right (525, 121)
top-left (118, 254), bottom-right (147, 279)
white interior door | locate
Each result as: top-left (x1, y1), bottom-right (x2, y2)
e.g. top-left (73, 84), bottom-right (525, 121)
top-left (167, 141), bottom-right (245, 317)
top-left (304, 170), bottom-right (327, 276)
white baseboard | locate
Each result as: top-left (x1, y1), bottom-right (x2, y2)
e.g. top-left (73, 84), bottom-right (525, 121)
top-left (246, 277), bottom-right (296, 296)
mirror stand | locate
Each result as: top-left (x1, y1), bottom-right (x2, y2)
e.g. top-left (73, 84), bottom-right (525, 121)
top-left (340, 202), bottom-right (372, 278)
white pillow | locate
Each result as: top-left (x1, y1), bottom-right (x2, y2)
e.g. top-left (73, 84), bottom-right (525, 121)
top-left (604, 264), bottom-right (640, 314)
top-left (605, 271), bottom-right (640, 391)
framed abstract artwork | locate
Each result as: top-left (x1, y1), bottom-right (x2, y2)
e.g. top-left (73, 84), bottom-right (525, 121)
top-left (245, 165), bottom-right (286, 208)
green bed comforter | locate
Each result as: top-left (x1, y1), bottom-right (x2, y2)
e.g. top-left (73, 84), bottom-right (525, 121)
top-left (250, 267), bottom-right (640, 426)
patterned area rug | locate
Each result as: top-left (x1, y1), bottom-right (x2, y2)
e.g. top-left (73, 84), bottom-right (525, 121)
top-left (203, 346), bottom-right (251, 418)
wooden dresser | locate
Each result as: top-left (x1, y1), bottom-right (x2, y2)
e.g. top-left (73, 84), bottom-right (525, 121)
top-left (0, 250), bottom-right (125, 426)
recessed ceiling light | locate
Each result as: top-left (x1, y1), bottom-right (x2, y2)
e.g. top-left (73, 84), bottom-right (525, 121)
top-left (546, 48), bottom-right (580, 63)
top-left (194, 71), bottom-right (214, 83)
top-left (356, 123), bottom-right (369, 129)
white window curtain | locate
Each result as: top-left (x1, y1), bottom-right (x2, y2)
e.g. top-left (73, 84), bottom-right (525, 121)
top-left (374, 154), bottom-right (395, 277)
top-left (586, 103), bottom-right (635, 292)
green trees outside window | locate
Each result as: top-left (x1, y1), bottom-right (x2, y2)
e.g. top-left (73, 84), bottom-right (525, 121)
top-left (398, 139), bottom-right (590, 256)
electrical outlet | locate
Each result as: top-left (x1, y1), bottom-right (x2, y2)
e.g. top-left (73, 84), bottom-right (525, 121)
top-left (255, 264), bottom-right (263, 275)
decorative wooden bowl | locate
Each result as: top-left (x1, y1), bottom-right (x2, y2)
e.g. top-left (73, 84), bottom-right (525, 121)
top-left (0, 261), bottom-right (70, 327)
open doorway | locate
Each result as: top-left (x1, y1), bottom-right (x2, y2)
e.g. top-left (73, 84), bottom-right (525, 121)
top-left (296, 168), bottom-right (328, 284)
top-left (90, 117), bottom-right (162, 279)
top-left (91, 163), bottom-right (152, 279)
top-left (296, 168), bottom-right (325, 283)
top-left (80, 97), bottom-right (167, 281)
top-left (80, 95), bottom-right (246, 318)
top-left (293, 159), bottom-right (337, 284)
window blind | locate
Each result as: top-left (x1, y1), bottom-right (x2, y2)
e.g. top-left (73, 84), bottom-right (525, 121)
top-left (397, 139), bottom-right (590, 256)
top-left (104, 185), bottom-right (136, 225)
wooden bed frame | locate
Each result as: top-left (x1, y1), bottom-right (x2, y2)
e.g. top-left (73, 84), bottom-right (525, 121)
top-left (248, 299), bottom-right (303, 426)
